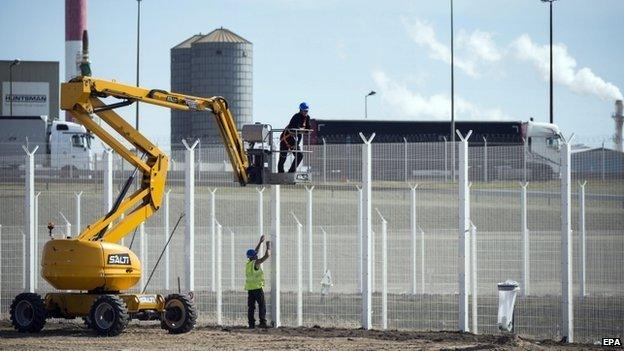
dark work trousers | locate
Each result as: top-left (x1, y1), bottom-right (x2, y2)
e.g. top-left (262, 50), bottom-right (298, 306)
top-left (277, 138), bottom-right (303, 173)
top-left (247, 288), bottom-right (267, 327)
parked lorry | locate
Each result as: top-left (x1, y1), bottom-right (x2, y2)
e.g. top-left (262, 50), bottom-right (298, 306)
top-left (0, 115), bottom-right (93, 172)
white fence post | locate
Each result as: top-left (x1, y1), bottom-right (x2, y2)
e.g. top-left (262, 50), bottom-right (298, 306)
top-left (456, 130), bottom-right (472, 332)
top-left (322, 137), bottom-right (327, 183)
top-left (520, 182), bottom-right (530, 296)
top-left (561, 137), bottom-right (574, 343)
top-left (74, 192), bottom-right (83, 236)
top-left (483, 136), bottom-right (488, 182)
top-left (419, 226), bottom-right (425, 294)
top-left (22, 230), bottom-right (26, 290)
top-left (443, 136), bottom-right (448, 182)
top-left (103, 148), bottom-right (113, 212)
top-left (23, 144), bottom-right (38, 293)
top-left (470, 222), bottom-right (478, 334)
top-left (359, 132), bottom-right (375, 330)
top-left (305, 186), bottom-right (315, 293)
top-left (229, 228), bottom-right (235, 291)
top-left (270, 185), bottom-right (281, 327)
top-left (163, 189), bottom-right (171, 290)
top-left (371, 230), bottom-right (375, 292)
top-left (403, 137), bottom-right (408, 182)
top-left (34, 192), bottom-right (41, 290)
top-left (139, 223), bottom-right (146, 291)
top-left (356, 185), bottom-right (363, 293)
top-left (210, 188), bottom-right (218, 292)
top-left (410, 184), bottom-right (419, 295)
top-left (256, 186), bottom-right (265, 234)
top-left (321, 226), bottom-right (328, 274)
top-left (291, 212), bottom-right (303, 327)
top-left (578, 181), bottom-right (587, 299)
top-left (216, 220), bottom-right (223, 325)
top-left (523, 141), bottom-right (528, 182)
top-left (183, 139), bottom-right (198, 293)
top-left (375, 209), bottom-right (388, 330)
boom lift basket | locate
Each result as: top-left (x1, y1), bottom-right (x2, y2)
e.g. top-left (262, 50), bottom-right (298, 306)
top-left (243, 123), bottom-right (311, 185)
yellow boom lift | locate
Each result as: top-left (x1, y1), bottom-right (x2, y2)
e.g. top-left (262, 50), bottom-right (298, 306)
top-left (8, 76), bottom-right (311, 336)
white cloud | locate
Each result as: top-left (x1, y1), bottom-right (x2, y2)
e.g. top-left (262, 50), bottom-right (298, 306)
top-left (458, 29), bottom-right (502, 62)
top-left (403, 19), bottom-right (503, 78)
top-left (512, 34), bottom-right (623, 101)
top-left (372, 70), bottom-right (510, 120)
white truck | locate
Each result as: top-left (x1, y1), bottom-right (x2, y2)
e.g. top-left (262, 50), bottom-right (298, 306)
top-left (0, 115), bottom-right (93, 173)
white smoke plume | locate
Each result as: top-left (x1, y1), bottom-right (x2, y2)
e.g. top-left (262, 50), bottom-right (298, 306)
top-left (403, 18), bottom-right (622, 102)
top-left (403, 19), bottom-right (503, 78)
top-left (512, 34), bottom-right (623, 101)
top-left (372, 70), bottom-right (510, 120)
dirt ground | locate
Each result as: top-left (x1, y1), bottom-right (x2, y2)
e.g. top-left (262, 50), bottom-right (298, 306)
top-left (0, 321), bottom-right (606, 351)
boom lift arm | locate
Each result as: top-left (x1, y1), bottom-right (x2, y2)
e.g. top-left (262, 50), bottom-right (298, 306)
top-left (61, 76), bottom-right (249, 244)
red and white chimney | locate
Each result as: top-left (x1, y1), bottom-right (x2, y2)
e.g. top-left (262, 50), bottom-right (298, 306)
top-left (65, 0), bottom-right (87, 82)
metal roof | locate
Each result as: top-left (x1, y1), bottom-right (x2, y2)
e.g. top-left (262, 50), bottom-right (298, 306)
top-left (195, 27), bottom-right (251, 44)
top-left (172, 28), bottom-right (251, 49)
top-left (172, 34), bottom-right (204, 49)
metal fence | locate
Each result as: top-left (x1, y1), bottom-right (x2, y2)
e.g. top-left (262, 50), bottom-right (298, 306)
top-left (0, 137), bottom-right (622, 344)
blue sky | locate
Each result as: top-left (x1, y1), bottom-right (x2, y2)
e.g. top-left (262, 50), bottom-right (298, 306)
top-left (2, 0), bottom-right (623, 152)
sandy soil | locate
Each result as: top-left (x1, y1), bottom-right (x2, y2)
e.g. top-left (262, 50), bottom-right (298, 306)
top-left (0, 321), bottom-right (604, 351)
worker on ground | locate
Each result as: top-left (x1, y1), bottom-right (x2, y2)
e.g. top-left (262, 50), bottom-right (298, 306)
top-left (278, 102), bottom-right (311, 173)
top-left (245, 235), bottom-right (271, 329)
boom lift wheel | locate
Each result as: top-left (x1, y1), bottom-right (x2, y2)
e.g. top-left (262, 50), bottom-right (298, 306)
top-left (160, 294), bottom-right (197, 334)
top-left (89, 295), bottom-right (129, 336)
top-left (10, 293), bottom-right (46, 333)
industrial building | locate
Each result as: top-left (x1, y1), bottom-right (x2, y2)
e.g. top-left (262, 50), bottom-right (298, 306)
top-left (572, 146), bottom-right (624, 179)
top-left (170, 28), bottom-right (253, 149)
top-left (0, 60), bottom-right (60, 120)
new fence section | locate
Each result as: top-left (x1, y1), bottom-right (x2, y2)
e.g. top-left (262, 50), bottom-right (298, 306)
top-left (0, 137), bottom-right (622, 343)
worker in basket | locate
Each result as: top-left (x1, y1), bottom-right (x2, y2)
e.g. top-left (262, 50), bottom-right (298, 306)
top-left (245, 235), bottom-right (271, 329)
top-left (278, 102), bottom-right (311, 173)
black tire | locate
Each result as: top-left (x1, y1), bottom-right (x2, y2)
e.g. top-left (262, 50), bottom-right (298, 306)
top-left (160, 294), bottom-right (197, 334)
top-left (89, 295), bottom-right (129, 336)
top-left (10, 293), bottom-right (47, 333)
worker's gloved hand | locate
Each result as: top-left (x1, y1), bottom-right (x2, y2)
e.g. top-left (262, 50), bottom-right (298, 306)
top-left (259, 235), bottom-right (265, 242)
top-left (266, 241), bottom-right (271, 250)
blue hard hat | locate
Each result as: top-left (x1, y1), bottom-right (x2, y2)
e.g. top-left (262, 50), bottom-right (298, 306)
top-left (246, 249), bottom-right (257, 258)
top-left (299, 102), bottom-right (309, 111)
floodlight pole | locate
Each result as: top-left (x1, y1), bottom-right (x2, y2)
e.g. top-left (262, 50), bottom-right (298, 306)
top-left (541, 0), bottom-right (557, 124)
top-left (364, 91), bottom-right (376, 119)
top-left (450, 0), bottom-right (456, 181)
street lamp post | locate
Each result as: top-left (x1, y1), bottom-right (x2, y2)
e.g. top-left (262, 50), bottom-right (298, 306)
top-left (136, 0), bottom-right (142, 131)
top-left (450, 0), bottom-right (455, 180)
top-left (365, 90), bottom-right (376, 119)
top-left (9, 59), bottom-right (20, 117)
top-left (541, 0), bottom-right (557, 124)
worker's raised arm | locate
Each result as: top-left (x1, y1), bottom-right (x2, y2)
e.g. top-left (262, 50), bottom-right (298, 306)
top-left (255, 235), bottom-right (265, 253)
top-left (255, 241), bottom-right (271, 268)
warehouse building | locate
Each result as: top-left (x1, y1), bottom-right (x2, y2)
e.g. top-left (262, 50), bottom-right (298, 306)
top-left (0, 60), bottom-right (59, 120)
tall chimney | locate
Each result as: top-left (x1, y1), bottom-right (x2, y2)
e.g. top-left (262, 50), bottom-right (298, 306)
top-left (613, 100), bottom-right (623, 152)
top-left (65, 0), bottom-right (87, 121)
top-left (65, 0), bottom-right (87, 82)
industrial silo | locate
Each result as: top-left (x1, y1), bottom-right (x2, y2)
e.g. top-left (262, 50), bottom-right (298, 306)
top-left (170, 28), bottom-right (253, 149)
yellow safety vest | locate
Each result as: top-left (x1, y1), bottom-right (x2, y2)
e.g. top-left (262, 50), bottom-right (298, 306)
top-left (245, 260), bottom-right (264, 291)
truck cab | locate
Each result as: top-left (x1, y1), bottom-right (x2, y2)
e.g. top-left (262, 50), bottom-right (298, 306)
top-left (49, 120), bottom-right (94, 173)
top-left (523, 121), bottom-right (563, 177)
